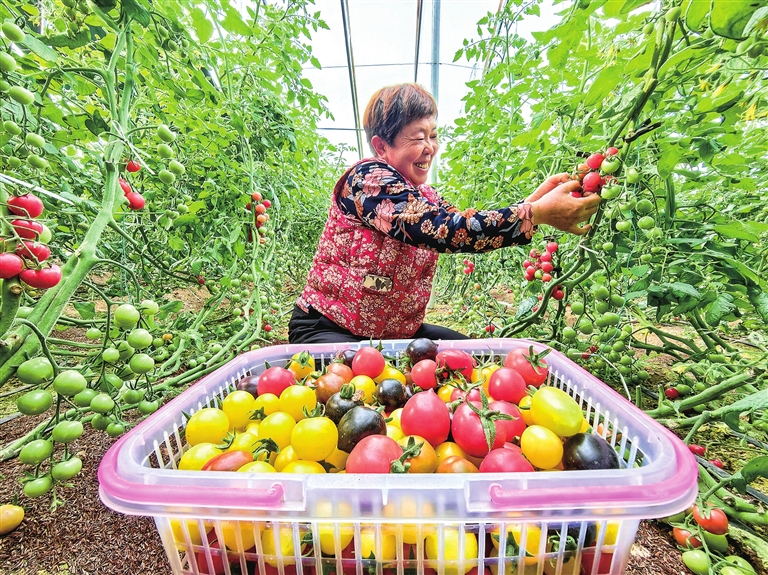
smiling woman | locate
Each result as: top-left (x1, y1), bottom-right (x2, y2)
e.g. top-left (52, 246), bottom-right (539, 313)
top-left (288, 83), bottom-right (601, 344)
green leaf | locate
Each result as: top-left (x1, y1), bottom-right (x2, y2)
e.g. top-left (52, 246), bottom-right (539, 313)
top-left (168, 235), bottom-right (185, 251)
top-left (121, 0), bottom-right (151, 27)
top-left (515, 296), bottom-right (538, 319)
top-left (710, 223), bottom-right (759, 242)
top-left (709, 0), bottom-right (767, 39)
top-left (156, 300), bottom-right (184, 320)
top-left (721, 411), bottom-right (742, 433)
top-left (44, 29), bottom-right (91, 49)
top-left (721, 389), bottom-right (768, 414)
top-left (702, 250), bottom-right (758, 283)
top-left (704, 292), bottom-right (735, 327)
top-left (22, 34), bottom-right (59, 63)
top-left (657, 145), bottom-right (683, 179)
top-left (685, 0), bottom-right (712, 31)
top-left (190, 7), bottom-right (214, 43)
top-left (222, 6), bottom-right (252, 36)
top-left (747, 283), bottom-right (768, 323)
top-left (583, 66), bottom-right (623, 107)
top-left (73, 302), bottom-right (96, 320)
top-left (731, 456), bottom-right (768, 494)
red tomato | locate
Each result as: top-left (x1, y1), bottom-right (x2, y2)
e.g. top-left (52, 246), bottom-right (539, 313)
top-left (581, 550), bottom-right (613, 574)
top-left (19, 264), bottom-right (62, 289)
top-left (487, 367), bottom-right (528, 404)
top-left (450, 387), bottom-right (482, 403)
top-left (0, 253), bottom-right (24, 279)
top-left (410, 359), bottom-right (438, 390)
top-left (478, 447), bottom-right (534, 472)
top-left (201, 450), bottom-right (253, 471)
top-left (489, 400), bottom-right (526, 442)
top-left (346, 435), bottom-right (403, 473)
top-left (352, 347), bottom-right (385, 379)
top-left (118, 177), bottom-right (132, 194)
top-left (692, 504), bottom-right (728, 535)
top-left (194, 541), bottom-right (231, 574)
top-left (11, 219), bottom-right (43, 240)
top-left (582, 171), bottom-right (603, 193)
top-left (436, 350), bottom-right (474, 381)
top-left (504, 347), bottom-right (549, 387)
top-left (16, 241), bottom-right (51, 261)
top-left (326, 362), bottom-right (354, 383)
top-left (672, 527), bottom-right (702, 548)
top-left (126, 191), bottom-right (145, 210)
top-left (451, 401), bottom-right (506, 458)
top-left (586, 153), bottom-right (605, 170)
top-left (126, 160), bottom-right (141, 172)
top-left (7, 193), bottom-right (44, 218)
top-left (257, 367), bottom-right (295, 397)
top-left (436, 455), bottom-right (478, 473)
top-left (400, 390), bottom-right (450, 447)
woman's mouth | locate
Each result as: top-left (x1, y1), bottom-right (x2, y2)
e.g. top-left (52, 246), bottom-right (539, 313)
top-left (415, 162), bottom-right (430, 170)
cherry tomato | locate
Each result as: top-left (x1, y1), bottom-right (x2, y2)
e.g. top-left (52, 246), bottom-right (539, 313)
top-left (258, 366), bottom-right (295, 397)
top-left (479, 447), bottom-right (534, 472)
top-left (349, 375), bottom-right (377, 404)
top-left (257, 411), bottom-right (296, 451)
top-left (400, 390), bottom-right (451, 447)
top-left (0, 253), bottom-right (24, 278)
top-left (452, 401), bottom-right (506, 458)
top-left (279, 384), bottom-right (317, 421)
top-left (692, 504), bottom-right (728, 535)
top-left (325, 362), bottom-right (354, 383)
top-left (287, 350), bottom-right (315, 380)
top-left (489, 400), bottom-right (526, 442)
top-left (202, 450), bottom-right (253, 471)
top-left (487, 367), bottom-right (527, 404)
top-left (681, 550), bottom-right (710, 575)
top-left (397, 435), bottom-right (438, 473)
top-left (8, 193), bottom-right (44, 218)
top-left (504, 347), bottom-right (549, 387)
top-left (126, 160), bottom-right (141, 172)
top-left (436, 455), bottom-right (479, 473)
top-left (520, 424), bottom-right (563, 469)
top-left (221, 390), bottom-right (255, 429)
top-left (672, 526), bottom-right (702, 548)
top-left (586, 153), bottom-right (604, 170)
top-left (261, 525), bottom-right (307, 566)
top-left (426, 529), bottom-right (478, 575)
top-left (11, 219), bottom-right (43, 239)
top-left (346, 435), bottom-right (403, 473)
top-left (185, 408), bottom-right (230, 446)
top-left (436, 349), bottom-right (475, 381)
top-left (19, 264), bottom-right (62, 289)
top-left (291, 416), bottom-right (338, 461)
top-left (530, 386), bottom-right (583, 437)
top-left (352, 346), bottom-right (385, 379)
top-left (178, 443), bottom-right (223, 471)
top-left (15, 241), bottom-right (51, 262)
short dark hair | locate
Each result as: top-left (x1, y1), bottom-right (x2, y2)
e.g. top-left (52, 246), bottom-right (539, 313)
top-left (363, 83), bottom-right (437, 152)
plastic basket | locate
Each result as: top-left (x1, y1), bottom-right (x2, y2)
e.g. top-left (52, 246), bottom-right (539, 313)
top-left (98, 339), bottom-right (697, 575)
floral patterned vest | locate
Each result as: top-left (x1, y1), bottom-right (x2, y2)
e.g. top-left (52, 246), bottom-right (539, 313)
top-left (297, 160), bottom-right (439, 339)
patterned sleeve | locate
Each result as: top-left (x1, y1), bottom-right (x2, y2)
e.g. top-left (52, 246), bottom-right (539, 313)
top-left (336, 160), bottom-right (537, 253)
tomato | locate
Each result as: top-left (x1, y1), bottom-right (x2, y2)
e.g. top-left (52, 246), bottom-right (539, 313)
top-left (178, 443), bottom-right (223, 470)
top-left (437, 383), bottom-right (457, 402)
top-left (400, 390), bottom-right (451, 447)
top-left (11, 218), bottom-right (43, 239)
top-left (282, 460), bottom-right (326, 473)
top-left (562, 433), bottom-right (620, 470)
top-left (352, 346), bottom-right (385, 379)
top-left (138, 399), bottom-right (160, 415)
top-left (586, 153), bottom-right (604, 170)
top-left (23, 475), bottom-right (53, 498)
top-left (314, 372), bottom-right (346, 404)
top-left (452, 401), bottom-right (506, 458)
top-left (19, 264), bottom-right (61, 289)
top-left (489, 400), bottom-right (526, 442)
top-left (279, 384), bottom-right (317, 421)
top-left (238, 460), bottom-right (276, 473)
top-left (374, 365), bottom-right (406, 385)
top-left (377, 378), bottom-right (408, 410)
top-left (91, 414), bottom-right (111, 431)
top-left (349, 374), bottom-right (377, 403)
top-left (397, 435), bottom-right (438, 473)
top-left (681, 550), bottom-right (710, 575)
top-left (436, 349), bottom-right (474, 381)
top-left (253, 393), bottom-right (279, 416)
top-left (317, 523), bottom-right (355, 555)
top-left (0, 252), bottom-right (24, 278)
top-left (530, 386), bottom-right (583, 437)
top-left (51, 420), bottom-right (84, 444)
top-left (129, 353), bottom-right (155, 374)
top-left (185, 408), bottom-right (230, 446)
top-left (90, 393), bottom-right (116, 414)
top-left (688, 444), bottom-right (706, 456)
top-left (488, 367), bottom-right (528, 404)
top-left (520, 425), bottom-right (563, 469)
top-left (51, 456), bottom-right (83, 480)
top-left (724, 556), bottom-right (756, 574)
top-left (126, 191), bottom-right (145, 210)
top-left (258, 366), bottom-right (295, 398)
top-left (436, 455), bottom-right (478, 473)
top-left (258, 411), bottom-right (296, 450)
top-left (450, 387), bottom-right (482, 403)
top-left (504, 347), bottom-right (549, 387)
top-left (601, 157), bottom-right (621, 174)
top-left (261, 525), bottom-right (307, 566)
top-left (346, 434), bottom-right (403, 473)
top-left (479, 447), bottom-right (534, 472)
top-left (157, 123), bottom-right (176, 143)
top-left (0, 504), bottom-right (24, 535)
top-left (625, 167), bottom-right (641, 184)
top-left (700, 530), bottom-right (729, 553)
top-left (692, 504), bottom-right (728, 535)
top-left (291, 416), bottom-right (338, 461)
top-left (221, 390), bottom-right (255, 429)
top-left (15, 241), bottom-right (50, 262)
top-left (672, 526), bottom-right (702, 548)
top-left (126, 328), bottom-right (152, 350)
top-left (53, 370), bottom-right (87, 397)
top-left (425, 529), bottom-right (477, 575)
top-left (19, 439), bottom-right (54, 465)
top-left (126, 159), bottom-right (141, 172)
top-left (113, 303), bottom-right (140, 329)
top-left (106, 422), bottom-right (126, 437)
top-left (326, 362), bottom-right (354, 383)
top-left (582, 171), bottom-right (603, 193)
top-left (202, 450), bottom-right (253, 471)
top-left (287, 350), bottom-right (315, 380)
top-left (435, 441), bottom-right (467, 465)
top-left (17, 389), bottom-right (54, 415)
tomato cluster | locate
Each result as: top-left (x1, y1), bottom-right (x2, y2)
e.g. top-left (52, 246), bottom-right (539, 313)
top-left (461, 258), bottom-right (475, 275)
top-left (245, 191), bottom-right (273, 246)
top-left (1, 192), bottom-right (61, 289)
top-left (575, 147), bottom-right (621, 197)
top-left (119, 174), bottom-right (145, 211)
top-left (174, 342), bottom-right (620, 479)
top-left (522, 241), bottom-right (559, 285)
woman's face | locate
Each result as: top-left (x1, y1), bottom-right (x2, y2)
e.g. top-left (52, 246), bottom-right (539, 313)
top-left (374, 116), bottom-right (438, 186)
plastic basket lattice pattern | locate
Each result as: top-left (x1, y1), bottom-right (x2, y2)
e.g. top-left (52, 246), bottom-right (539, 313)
top-left (98, 339), bottom-right (698, 575)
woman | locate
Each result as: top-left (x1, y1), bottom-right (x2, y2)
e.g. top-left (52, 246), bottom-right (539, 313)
top-left (289, 83), bottom-right (600, 344)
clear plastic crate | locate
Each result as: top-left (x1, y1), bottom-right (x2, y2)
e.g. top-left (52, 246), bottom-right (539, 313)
top-left (98, 339), bottom-right (697, 575)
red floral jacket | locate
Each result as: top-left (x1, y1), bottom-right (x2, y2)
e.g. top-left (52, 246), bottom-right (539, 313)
top-left (297, 159), bottom-right (536, 338)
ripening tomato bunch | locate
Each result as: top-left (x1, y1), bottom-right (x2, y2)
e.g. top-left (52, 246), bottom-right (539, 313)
top-left (575, 147), bottom-right (622, 197)
top-left (0, 192), bottom-right (62, 289)
top-left (245, 191), bottom-right (273, 245)
top-left (461, 258), bottom-right (475, 275)
top-left (119, 160), bottom-right (146, 210)
top-left (521, 242), bottom-right (561, 292)
top-left (174, 340), bottom-right (620, 479)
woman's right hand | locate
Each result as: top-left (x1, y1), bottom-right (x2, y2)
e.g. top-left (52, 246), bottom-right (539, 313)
top-left (528, 179), bottom-right (601, 235)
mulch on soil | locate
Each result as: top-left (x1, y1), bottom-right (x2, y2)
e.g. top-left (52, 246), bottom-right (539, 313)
top-left (1, 400), bottom-right (686, 575)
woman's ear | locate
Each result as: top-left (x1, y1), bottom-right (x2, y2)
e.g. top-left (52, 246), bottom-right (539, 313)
top-left (371, 135), bottom-right (387, 159)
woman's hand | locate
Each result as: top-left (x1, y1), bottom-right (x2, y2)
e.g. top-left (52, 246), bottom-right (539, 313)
top-left (527, 176), bottom-right (601, 235)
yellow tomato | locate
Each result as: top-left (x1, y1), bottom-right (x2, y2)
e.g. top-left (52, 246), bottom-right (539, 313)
top-left (169, 518), bottom-right (212, 548)
top-left (518, 395), bottom-right (535, 426)
top-left (185, 408), bottom-right (230, 446)
top-left (374, 365), bottom-right (406, 384)
top-left (386, 424), bottom-right (405, 441)
top-left (597, 521), bottom-right (620, 546)
top-left (227, 431), bottom-right (259, 452)
top-left (437, 384), bottom-right (457, 403)
top-left (434, 442), bottom-right (467, 466)
top-left (579, 417), bottom-right (591, 433)
top-left (359, 528), bottom-right (396, 562)
top-left (257, 411), bottom-right (296, 451)
top-left (178, 443), bottom-right (222, 471)
top-left (510, 524), bottom-right (543, 565)
top-left (426, 529), bottom-right (478, 575)
top-left (324, 448), bottom-right (349, 472)
top-left (253, 393), bottom-right (279, 417)
top-left (261, 525), bottom-right (307, 566)
top-left (244, 421), bottom-right (261, 436)
top-left (388, 408), bottom-right (403, 429)
top-left (397, 435), bottom-right (438, 473)
top-left (278, 385), bottom-right (317, 421)
top-left (220, 520), bottom-right (259, 551)
top-left (287, 350), bottom-right (315, 380)
top-left (317, 523), bottom-right (354, 555)
top-left (274, 445), bottom-right (299, 472)
top-left (383, 499), bottom-right (436, 544)
top-left (221, 390), bottom-right (256, 429)
top-left (349, 375), bottom-right (376, 404)
top-left (282, 460), bottom-right (326, 473)
top-left (237, 460), bottom-right (276, 473)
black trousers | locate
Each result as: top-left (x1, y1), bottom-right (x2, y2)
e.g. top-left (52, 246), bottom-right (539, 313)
top-left (288, 305), bottom-right (471, 344)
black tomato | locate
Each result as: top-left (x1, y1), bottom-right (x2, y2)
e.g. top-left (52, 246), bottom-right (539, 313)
top-left (336, 405), bottom-right (386, 453)
top-left (562, 433), bottom-right (620, 471)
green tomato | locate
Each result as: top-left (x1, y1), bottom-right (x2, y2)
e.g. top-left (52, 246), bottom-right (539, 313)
top-left (9, 86), bottom-right (35, 106)
top-left (700, 531), bottom-right (729, 553)
top-left (19, 439), bottom-right (54, 465)
top-left (158, 169), bottom-right (176, 184)
top-left (665, 6), bottom-right (682, 22)
top-left (127, 328), bottom-right (153, 350)
top-left (637, 215), bottom-right (655, 230)
top-left (100, 373), bottom-right (123, 393)
top-left (723, 557), bottom-right (756, 574)
top-left (594, 286), bottom-right (610, 301)
top-left (595, 300), bottom-right (610, 314)
top-left (122, 388), bottom-right (145, 404)
top-left (17, 389), bottom-right (54, 415)
top-left (3, 120), bottom-right (22, 136)
top-left (168, 159), bottom-right (185, 175)
top-left (86, 327), bottom-right (102, 340)
top-left (140, 299), bottom-right (159, 315)
top-left (681, 550), bottom-right (709, 575)
top-left (158, 143), bottom-right (174, 158)
top-left (137, 399), bottom-right (160, 415)
top-left (117, 341), bottom-right (135, 361)
top-left (625, 167), bottom-right (641, 184)
top-left (601, 241), bottom-right (614, 251)
top-left (570, 302), bottom-right (584, 315)
top-left (113, 303), bottom-right (140, 329)
top-left (16, 357), bottom-right (54, 385)
top-left (106, 422), bottom-right (126, 437)
top-left (51, 457), bottom-right (83, 481)
top-left (23, 475), bottom-right (53, 498)
top-left (157, 124), bottom-right (176, 143)
top-left (53, 370), bottom-right (87, 397)
top-left (52, 420), bottom-right (84, 444)
top-left (25, 133), bottom-right (46, 149)
top-left (610, 294), bottom-right (625, 307)
top-left (91, 413), bottom-right (111, 431)
top-left (2, 21), bottom-right (26, 43)
top-left (102, 347), bottom-right (120, 363)
top-left (601, 157), bottom-right (621, 174)
top-left (562, 326), bottom-right (577, 340)
top-left (635, 199), bottom-right (654, 215)
top-left (0, 52), bottom-right (17, 73)
top-left (129, 353), bottom-right (155, 374)
top-left (603, 312), bottom-right (621, 326)
top-left (73, 388), bottom-right (99, 407)
top-left (90, 393), bottom-right (115, 414)
top-left (578, 319), bottom-right (594, 335)
top-left (616, 220), bottom-right (632, 232)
